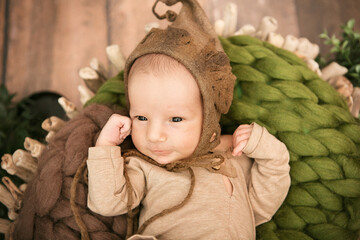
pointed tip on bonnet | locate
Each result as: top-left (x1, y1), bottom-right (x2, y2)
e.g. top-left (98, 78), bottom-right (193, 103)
top-left (124, 0), bottom-right (236, 156)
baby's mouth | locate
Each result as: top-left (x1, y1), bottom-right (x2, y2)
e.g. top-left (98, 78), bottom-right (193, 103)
top-left (150, 149), bottom-right (172, 156)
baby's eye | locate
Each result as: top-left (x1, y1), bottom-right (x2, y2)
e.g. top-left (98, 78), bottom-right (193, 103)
top-left (137, 116), bottom-right (148, 121)
top-left (171, 117), bottom-right (183, 122)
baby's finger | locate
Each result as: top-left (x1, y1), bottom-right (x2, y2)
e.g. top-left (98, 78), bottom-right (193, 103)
top-left (121, 118), bottom-right (132, 131)
top-left (234, 124), bottom-right (252, 133)
top-left (236, 124), bottom-right (252, 129)
top-left (235, 124), bottom-right (252, 131)
top-left (232, 140), bottom-right (248, 156)
top-left (233, 132), bottom-right (251, 147)
top-left (120, 128), bottom-right (131, 139)
top-left (120, 123), bottom-right (132, 138)
top-left (233, 126), bottom-right (252, 139)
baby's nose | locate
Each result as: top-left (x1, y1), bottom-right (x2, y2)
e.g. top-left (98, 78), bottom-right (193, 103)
top-left (147, 122), bottom-right (166, 143)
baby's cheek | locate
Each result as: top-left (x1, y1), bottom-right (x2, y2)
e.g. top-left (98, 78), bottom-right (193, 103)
top-left (178, 132), bottom-right (200, 156)
top-left (130, 126), bottom-right (143, 146)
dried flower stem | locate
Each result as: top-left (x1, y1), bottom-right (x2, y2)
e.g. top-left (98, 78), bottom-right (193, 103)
top-left (42, 116), bottom-right (66, 132)
top-left (58, 97), bottom-right (78, 119)
top-left (90, 57), bottom-right (108, 82)
top-left (1, 154), bottom-right (34, 182)
top-left (79, 67), bottom-right (103, 93)
top-left (24, 137), bottom-right (46, 158)
top-left (12, 150), bottom-right (37, 175)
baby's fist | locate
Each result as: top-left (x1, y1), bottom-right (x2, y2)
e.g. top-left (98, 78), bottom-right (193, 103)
top-left (232, 124), bottom-right (253, 156)
top-left (96, 114), bottom-right (132, 146)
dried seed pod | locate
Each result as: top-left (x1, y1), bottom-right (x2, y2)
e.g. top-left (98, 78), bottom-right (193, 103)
top-left (1, 154), bottom-right (16, 175)
top-left (58, 97), bottom-right (78, 119)
top-left (328, 76), bottom-right (354, 98)
top-left (2, 177), bottom-right (23, 210)
top-left (89, 57), bottom-right (107, 82)
top-left (78, 85), bottom-right (94, 106)
top-left (106, 45), bottom-right (126, 71)
top-left (256, 16), bottom-right (278, 41)
top-left (79, 67), bottom-right (102, 94)
top-left (222, 3), bottom-right (237, 37)
top-left (24, 137), bottom-right (46, 158)
top-left (12, 150), bottom-right (37, 175)
top-left (309, 43), bottom-right (319, 59)
top-left (321, 62), bottom-right (348, 82)
top-left (295, 38), bottom-right (310, 58)
top-left (19, 184), bottom-right (27, 193)
top-left (305, 59), bottom-right (322, 76)
top-left (42, 116), bottom-right (66, 132)
top-left (8, 209), bottom-right (18, 221)
top-left (282, 35), bottom-right (299, 52)
top-left (0, 184), bottom-right (15, 210)
top-left (214, 19), bottom-right (225, 36)
top-left (1, 154), bottom-right (34, 182)
top-left (297, 39), bottom-right (319, 59)
top-left (234, 24), bottom-right (256, 36)
top-left (0, 184), bottom-right (17, 220)
top-left (267, 32), bottom-right (284, 48)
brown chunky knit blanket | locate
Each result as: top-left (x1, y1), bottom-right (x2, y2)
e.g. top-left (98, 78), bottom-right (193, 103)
top-left (13, 104), bottom-right (129, 240)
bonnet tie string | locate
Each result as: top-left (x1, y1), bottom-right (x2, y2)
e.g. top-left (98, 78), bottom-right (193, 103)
top-left (122, 150), bottom-right (226, 237)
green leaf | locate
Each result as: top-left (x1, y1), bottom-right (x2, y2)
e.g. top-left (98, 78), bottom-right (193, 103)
top-left (320, 32), bottom-right (329, 39)
top-left (355, 64), bottom-right (360, 73)
top-left (341, 40), bottom-right (349, 49)
top-left (345, 19), bottom-right (355, 30)
top-left (331, 36), bottom-right (340, 46)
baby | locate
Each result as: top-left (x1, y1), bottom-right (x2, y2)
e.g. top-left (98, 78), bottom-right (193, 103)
top-left (87, 54), bottom-right (290, 240)
top-left (87, 0), bottom-right (290, 239)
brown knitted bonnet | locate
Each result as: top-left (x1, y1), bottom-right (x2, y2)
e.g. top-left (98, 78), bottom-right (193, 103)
top-left (124, 0), bottom-right (236, 156)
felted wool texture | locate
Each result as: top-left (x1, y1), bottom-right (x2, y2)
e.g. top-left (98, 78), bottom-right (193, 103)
top-left (220, 35), bottom-right (360, 240)
top-left (13, 104), bottom-right (128, 240)
top-left (123, 0), bottom-right (236, 157)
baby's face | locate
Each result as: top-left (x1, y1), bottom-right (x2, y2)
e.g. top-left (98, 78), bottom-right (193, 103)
top-left (128, 66), bottom-right (203, 164)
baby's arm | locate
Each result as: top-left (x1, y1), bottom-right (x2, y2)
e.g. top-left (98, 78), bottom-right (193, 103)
top-left (233, 123), bottom-right (291, 226)
top-left (87, 114), bottom-right (145, 216)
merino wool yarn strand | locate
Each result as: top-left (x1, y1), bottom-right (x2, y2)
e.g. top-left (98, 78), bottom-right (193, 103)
top-left (220, 35), bottom-right (360, 240)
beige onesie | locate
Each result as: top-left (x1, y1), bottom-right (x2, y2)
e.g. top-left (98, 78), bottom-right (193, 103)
top-left (87, 123), bottom-right (291, 240)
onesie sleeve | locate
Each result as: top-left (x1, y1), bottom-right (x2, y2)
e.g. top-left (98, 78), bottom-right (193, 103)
top-left (87, 146), bottom-right (146, 216)
top-left (242, 123), bottom-right (291, 226)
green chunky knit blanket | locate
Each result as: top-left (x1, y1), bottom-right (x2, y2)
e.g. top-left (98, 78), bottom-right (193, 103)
top-left (86, 35), bottom-right (360, 240)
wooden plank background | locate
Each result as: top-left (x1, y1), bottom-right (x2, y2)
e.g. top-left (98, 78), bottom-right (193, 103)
top-left (0, 0), bottom-right (6, 85)
top-left (1, 0), bottom-right (360, 108)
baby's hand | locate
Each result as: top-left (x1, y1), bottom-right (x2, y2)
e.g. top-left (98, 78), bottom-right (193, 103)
top-left (95, 114), bottom-right (132, 146)
top-left (232, 124), bottom-right (253, 156)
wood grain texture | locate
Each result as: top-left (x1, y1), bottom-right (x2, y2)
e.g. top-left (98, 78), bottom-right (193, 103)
top-left (0, 0), bottom-right (6, 84)
top-left (295, 0), bottom-right (360, 55)
top-left (5, 0), bottom-right (108, 108)
top-left (2, 0), bottom-right (360, 107)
